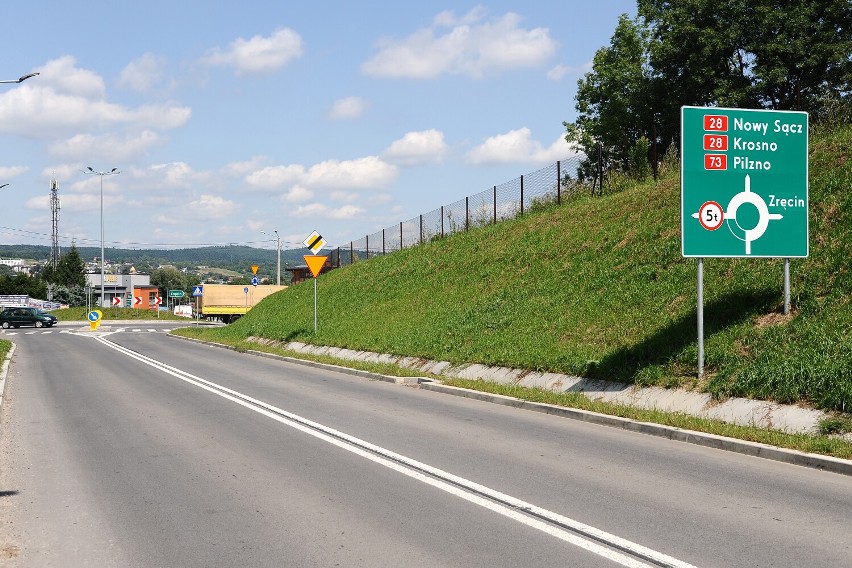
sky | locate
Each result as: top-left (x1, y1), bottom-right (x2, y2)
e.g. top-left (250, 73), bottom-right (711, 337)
top-left (0, 1), bottom-right (636, 255)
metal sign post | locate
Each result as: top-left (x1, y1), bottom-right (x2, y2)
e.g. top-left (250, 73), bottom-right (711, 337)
top-left (681, 106), bottom-right (808, 377)
top-left (303, 255), bottom-right (328, 333)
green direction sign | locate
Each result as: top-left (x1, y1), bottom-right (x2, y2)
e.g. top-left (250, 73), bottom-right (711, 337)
top-left (168, 289), bottom-right (185, 298)
top-left (681, 106), bottom-right (808, 258)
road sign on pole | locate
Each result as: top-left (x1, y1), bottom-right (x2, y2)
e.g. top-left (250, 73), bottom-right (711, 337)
top-left (303, 255), bottom-right (328, 332)
top-left (681, 106), bottom-right (808, 258)
top-left (681, 106), bottom-right (808, 379)
top-left (302, 231), bottom-right (326, 255)
top-left (168, 289), bottom-right (185, 298)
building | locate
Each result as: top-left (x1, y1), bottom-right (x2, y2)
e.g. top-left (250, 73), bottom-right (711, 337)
top-left (0, 259), bottom-right (30, 274)
top-left (85, 273), bottom-right (161, 310)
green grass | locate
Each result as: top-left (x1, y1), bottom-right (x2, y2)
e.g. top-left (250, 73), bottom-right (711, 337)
top-left (179, 124), bottom-right (852, 420)
top-left (52, 307), bottom-right (193, 321)
top-left (0, 339), bottom-right (10, 365)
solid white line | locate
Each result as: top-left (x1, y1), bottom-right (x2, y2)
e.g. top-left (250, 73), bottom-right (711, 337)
top-left (95, 337), bottom-right (696, 568)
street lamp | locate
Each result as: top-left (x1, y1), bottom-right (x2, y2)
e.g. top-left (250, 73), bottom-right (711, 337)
top-left (261, 229), bottom-right (281, 285)
top-left (84, 167), bottom-right (120, 308)
top-left (0, 72), bottom-right (39, 84)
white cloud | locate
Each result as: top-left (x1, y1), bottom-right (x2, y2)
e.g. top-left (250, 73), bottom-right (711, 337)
top-left (49, 130), bottom-right (162, 162)
top-left (202, 28), bottom-right (304, 74)
top-left (303, 157), bottom-right (397, 189)
top-left (118, 53), bottom-right (165, 92)
top-left (0, 166), bottom-right (29, 179)
top-left (547, 64), bottom-right (569, 81)
top-left (383, 129), bottom-right (448, 166)
top-left (465, 128), bottom-right (577, 165)
top-left (328, 96), bottom-right (368, 120)
top-left (284, 185), bottom-right (313, 202)
top-left (330, 190), bottom-right (359, 202)
top-left (291, 203), bottom-right (328, 217)
top-left (246, 156), bottom-right (397, 192)
top-left (362, 10), bottom-right (556, 79)
top-left (329, 205), bottom-right (365, 219)
top-left (148, 162), bottom-right (211, 188)
top-left (245, 164), bottom-right (306, 189)
top-left (289, 202), bottom-right (364, 220)
top-left (221, 156), bottom-right (267, 177)
top-left (0, 56), bottom-right (191, 139)
top-left (185, 194), bottom-right (238, 219)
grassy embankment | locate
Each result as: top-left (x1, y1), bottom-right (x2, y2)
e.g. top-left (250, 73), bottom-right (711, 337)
top-left (167, 124), bottom-right (851, 457)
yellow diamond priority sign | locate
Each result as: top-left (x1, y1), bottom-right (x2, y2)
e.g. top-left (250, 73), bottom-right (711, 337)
top-left (302, 230), bottom-right (326, 255)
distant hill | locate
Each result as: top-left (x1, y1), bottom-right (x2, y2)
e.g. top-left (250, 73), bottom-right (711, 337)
top-left (0, 244), bottom-right (313, 280)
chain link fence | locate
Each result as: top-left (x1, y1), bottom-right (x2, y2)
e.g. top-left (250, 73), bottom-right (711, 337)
top-left (330, 154), bottom-right (593, 267)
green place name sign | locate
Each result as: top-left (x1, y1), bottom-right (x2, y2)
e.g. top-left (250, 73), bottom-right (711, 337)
top-left (681, 106), bottom-right (808, 258)
top-left (168, 289), bottom-right (185, 298)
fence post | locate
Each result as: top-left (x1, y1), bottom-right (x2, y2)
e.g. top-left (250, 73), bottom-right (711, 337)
top-left (597, 143), bottom-right (603, 196)
top-left (366, 234), bottom-right (369, 259)
top-left (520, 175), bottom-right (524, 215)
top-left (420, 215), bottom-right (423, 244)
top-left (400, 222), bottom-right (403, 250)
top-left (382, 229), bottom-right (386, 255)
top-left (653, 122), bottom-right (658, 181)
top-left (350, 241), bottom-right (353, 264)
top-left (441, 206), bottom-right (444, 237)
top-left (557, 160), bottom-right (561, 205)
top-left (493, 185), bottom-right (497, 224)
top-left (465, 197), bottom-right (469, 231)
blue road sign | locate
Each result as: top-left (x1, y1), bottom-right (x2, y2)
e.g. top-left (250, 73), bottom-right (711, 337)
top-left (243, 287), bottom-right (249, 294)
top-left (87, 310), bottom-right (102, 322)
top-left (192, 285), bottom-right (203, 297)
top-left (251, 276), bottom-right (259, 287)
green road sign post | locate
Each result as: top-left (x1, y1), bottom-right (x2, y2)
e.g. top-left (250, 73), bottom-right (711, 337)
top-left (681, 106), bottom-right (808, 378)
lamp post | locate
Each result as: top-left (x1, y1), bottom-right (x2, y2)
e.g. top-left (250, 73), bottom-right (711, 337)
top-left (261, 230), bottom-right (281, 285)
top-left (0, 72), bottom-right (39, 84)
top-left (84, 167), bottom-right (120, 308)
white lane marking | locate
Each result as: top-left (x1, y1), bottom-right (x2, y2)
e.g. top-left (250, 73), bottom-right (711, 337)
top-left (95, 337), bottom-right (696, 568)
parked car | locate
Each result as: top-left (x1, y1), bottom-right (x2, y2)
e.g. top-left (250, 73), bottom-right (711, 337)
top-left (0, 307), bottom-right (59, 328)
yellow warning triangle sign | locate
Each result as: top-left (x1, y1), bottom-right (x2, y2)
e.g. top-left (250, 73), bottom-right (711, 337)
top-left (303, 255), bottom-right (328, 278)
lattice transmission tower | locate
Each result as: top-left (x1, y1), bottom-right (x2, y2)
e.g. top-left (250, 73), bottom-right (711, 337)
top-left (50, 176), bottom-right (61, 268)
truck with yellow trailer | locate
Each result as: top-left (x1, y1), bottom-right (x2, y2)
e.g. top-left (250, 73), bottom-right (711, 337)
top-left (197, 284), bottom-right (286, 323)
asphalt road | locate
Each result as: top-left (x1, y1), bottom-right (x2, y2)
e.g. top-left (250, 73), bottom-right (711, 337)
top-left (1, 323), bottom-right (850, 567)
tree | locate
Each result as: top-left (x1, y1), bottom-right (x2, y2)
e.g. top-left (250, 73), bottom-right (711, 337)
top-left (49, 244), bottom-right (87, 288)
top-left (565, 14), bottom-right (654, 175)
top-left (150, 266), bottom-right (187, 296)
top-left (566, 0), bottom-right (852, 176)
top-left (0, 273), bottom-right (47, 298)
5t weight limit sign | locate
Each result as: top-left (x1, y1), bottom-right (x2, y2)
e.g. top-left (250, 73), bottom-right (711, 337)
top-left (697, 201), bottom-right (724, 231)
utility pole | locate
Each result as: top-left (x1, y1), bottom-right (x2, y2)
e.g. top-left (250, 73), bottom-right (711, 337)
top-left (50, 176), bottom-right (61, 269)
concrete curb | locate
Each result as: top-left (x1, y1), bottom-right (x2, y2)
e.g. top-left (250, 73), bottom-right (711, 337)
top-left (418, 381), bottom-right (852, 476)
top-left (169, 334), bottom-right (852, 476)
top-left (172, 334), bottom-right (418, 385)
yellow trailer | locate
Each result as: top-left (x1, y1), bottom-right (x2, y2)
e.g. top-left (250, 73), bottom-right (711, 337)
top-left (198, 284), bottom-right (286, 323)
